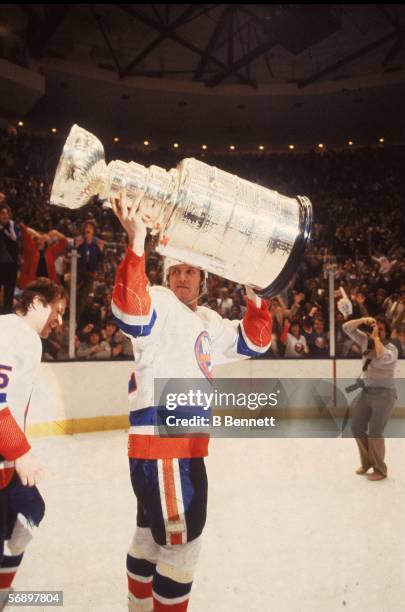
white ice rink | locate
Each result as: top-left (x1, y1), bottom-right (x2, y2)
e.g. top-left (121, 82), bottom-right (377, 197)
top-left (12, 431), bottom-right (405, 612)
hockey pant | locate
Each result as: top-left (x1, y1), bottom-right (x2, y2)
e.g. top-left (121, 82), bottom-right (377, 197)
top-left (0, 475), bottom-right (45, 606)
top-left (127, 458), bottom-right (207, 611)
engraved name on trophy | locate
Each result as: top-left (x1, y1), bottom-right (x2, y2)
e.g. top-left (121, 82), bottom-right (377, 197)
top-left (51, 125), bottom-right (312, 297)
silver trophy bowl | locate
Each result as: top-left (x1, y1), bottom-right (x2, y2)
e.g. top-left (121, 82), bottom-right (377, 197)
top-left (51, 125), bottom-right (312, 297)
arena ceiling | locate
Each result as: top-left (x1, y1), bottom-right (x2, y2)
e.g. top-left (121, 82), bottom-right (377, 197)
top-left (1, 4), bottom-right (405, 151)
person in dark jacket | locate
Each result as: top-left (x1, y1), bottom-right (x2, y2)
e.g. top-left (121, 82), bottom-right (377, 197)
top-left (0, 202), bottom-right (20, 314)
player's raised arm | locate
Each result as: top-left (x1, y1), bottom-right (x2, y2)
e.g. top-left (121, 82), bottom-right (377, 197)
top-left (237, 287), bottom-right (273, 357)
top-left (110, 194), bottom-right (156, 339)
top-left (210, 286), bottom-right (273, 362)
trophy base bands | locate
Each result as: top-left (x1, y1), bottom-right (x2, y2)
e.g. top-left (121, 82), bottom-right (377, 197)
top-left (7, 591), bottom-right (63, 606)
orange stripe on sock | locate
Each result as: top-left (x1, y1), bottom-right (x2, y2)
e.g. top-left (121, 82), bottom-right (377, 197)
top-left (153, 598), bottom-right (189, 611)
top-left (0, 572), bottom-right (16, 589)
top-left (127, 575), bottom-right (152, 599)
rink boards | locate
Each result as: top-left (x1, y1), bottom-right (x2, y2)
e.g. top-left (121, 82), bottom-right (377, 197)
top-left (26, 359), bottom-right (405, 437)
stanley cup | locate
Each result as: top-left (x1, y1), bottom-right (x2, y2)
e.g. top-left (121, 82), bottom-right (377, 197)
top-left (50, 125), bottom-right (312, 297)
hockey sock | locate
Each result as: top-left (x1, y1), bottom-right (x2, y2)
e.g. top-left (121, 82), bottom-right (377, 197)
top-left (127, 554), bottom-right (155, 611)
top-left (0, 551), bottom-right (23, 597)
top-left (152, 570), bottom-right (192, 611)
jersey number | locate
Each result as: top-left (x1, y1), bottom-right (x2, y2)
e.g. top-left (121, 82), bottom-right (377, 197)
top-left (0, 365), bottom-right (13, 389)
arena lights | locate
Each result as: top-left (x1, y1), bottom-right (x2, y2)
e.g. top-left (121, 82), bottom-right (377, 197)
top-left (173, 143), bottom-right (179, 149)
top-left (51, 128), bottom-right (57, 133)
top-left (318, 143), bottom-right (324, 149)
top-left (17, 121), bottom-right (24, 127)
top-left (143, 140), bottom-right (150, 146)
top-left (288, 144), bottom-right (295, 150)
top-left (229, 145), bottom-right (235, 151)
top-left (348, 140), bottom-right (353, 146)
top-left (379, 137), bottom-right (385, 143)
top-left (259, 145), bottom-right (265, 151)
top-left (201, 144), bottom-right (207, 150)
top-left (113, 137), bottom-right (119, 142)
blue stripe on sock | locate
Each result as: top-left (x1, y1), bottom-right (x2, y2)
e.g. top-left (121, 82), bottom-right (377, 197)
top-left (0, 553), bottom-right (24, 568)
top-left (127, 554), bottom-right (156, 577)
top-left (153, 571), bottom-right (192, 599)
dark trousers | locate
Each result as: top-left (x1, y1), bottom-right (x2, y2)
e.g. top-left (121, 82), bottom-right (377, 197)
top-left (77, 272), bottom-right (95, 319)
top-left (0, 263), bottom-right (18, 314)
top-left (351, 386), bottom-right (396, 476)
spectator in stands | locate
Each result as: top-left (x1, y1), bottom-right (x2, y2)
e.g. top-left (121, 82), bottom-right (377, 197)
top-left (76, 327), bottom-right (111, 359)
top-left (305, 317), bottom-right (329, 357)
top-left (281, 320), bottom-right (309, 358)
top-left (384, 292), bottom-right (405, 328)
top-left (217, 287), bottom-right (233, 317)
top-left (78, 297), bottom-right (102, 329)
top-left (18, 224), bottom-right (67, 289)
top-left (76, 221), bottom-right (105, 316)
top-left (230, 304), bottom-right (243, 320)
top-left (102, 319), bottom-right (118, 346)
top-left (0, 200), bottom-right (20, 313)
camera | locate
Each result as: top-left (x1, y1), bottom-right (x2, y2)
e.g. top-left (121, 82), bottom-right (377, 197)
top-left (358, 323), bottom-right (374, 335)
top-left (345, 378), bottom-right (365, 393)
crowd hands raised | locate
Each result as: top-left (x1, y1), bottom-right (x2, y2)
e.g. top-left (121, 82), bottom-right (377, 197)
top-left (0, 127), bottom-right (404, 360)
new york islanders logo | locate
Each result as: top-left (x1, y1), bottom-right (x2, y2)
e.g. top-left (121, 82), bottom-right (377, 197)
top-left (195, 331), bottom-right (213, 379)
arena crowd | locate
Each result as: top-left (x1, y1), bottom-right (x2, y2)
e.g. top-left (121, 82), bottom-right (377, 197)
top-left (0, 127), bottom-right (404, 360)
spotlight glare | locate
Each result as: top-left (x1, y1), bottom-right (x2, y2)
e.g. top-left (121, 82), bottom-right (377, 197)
top-left (348, 140), bottom-right (353, 146)
top-left (259, 145), bottom-right (264, 151)
top-left (143, 140), bottom-right (150, 146)
top-left (229, 145), bottom-right (235, 150)
top-left (51, 128), bottom-right (57, 133)
top-left (18, 121), bottom-right (24, 127)
top-left (318, 143), bottom-right (324, 149)
top-left (113, 137), bottom-right (119, 142)
top-left (288, 144), bottom-right (295, 150)
top-left (201, 144), bottom-right (207, 150)
top-left (379, 137), bottom-right (384, 143)
top-left (173, 143), bottom-right (179, 149)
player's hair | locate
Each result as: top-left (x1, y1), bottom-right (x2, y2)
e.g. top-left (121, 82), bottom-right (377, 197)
top-left (16, 278), bottom-right (67, 315)
top-left (375, 315), bottom-right (391, 338)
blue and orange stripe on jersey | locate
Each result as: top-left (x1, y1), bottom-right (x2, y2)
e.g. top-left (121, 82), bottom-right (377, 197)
top-left (128, 406), bottom-right (210, 460)
top-left (111, 247), bottom-right (157, 338)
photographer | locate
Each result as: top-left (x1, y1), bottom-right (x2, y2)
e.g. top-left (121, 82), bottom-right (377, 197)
top-left (342, 316), bottom-right (398, 481)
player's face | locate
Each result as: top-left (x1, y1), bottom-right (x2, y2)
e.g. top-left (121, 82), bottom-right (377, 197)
top-left (169, 265), bottom-right (201, 309)
top-left (39, 298), bottom-right (66, 339)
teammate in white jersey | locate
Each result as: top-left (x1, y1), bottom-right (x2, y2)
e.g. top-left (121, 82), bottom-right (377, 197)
top-left (110, 196), bottom-right (273, 612)
top-left (0, 278), bottom-right (66, 609)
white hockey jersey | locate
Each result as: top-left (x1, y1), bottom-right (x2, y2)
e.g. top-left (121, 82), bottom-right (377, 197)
top-left (112, 248), bottom-right (272, 459)
top-left (0, 314), bottom-right (42, 488)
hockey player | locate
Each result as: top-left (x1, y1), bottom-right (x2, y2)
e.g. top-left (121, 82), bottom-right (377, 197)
top-left (110, 195), bottom-right (272, 612)
top-left (0, 278), bottom-right (66, 609)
